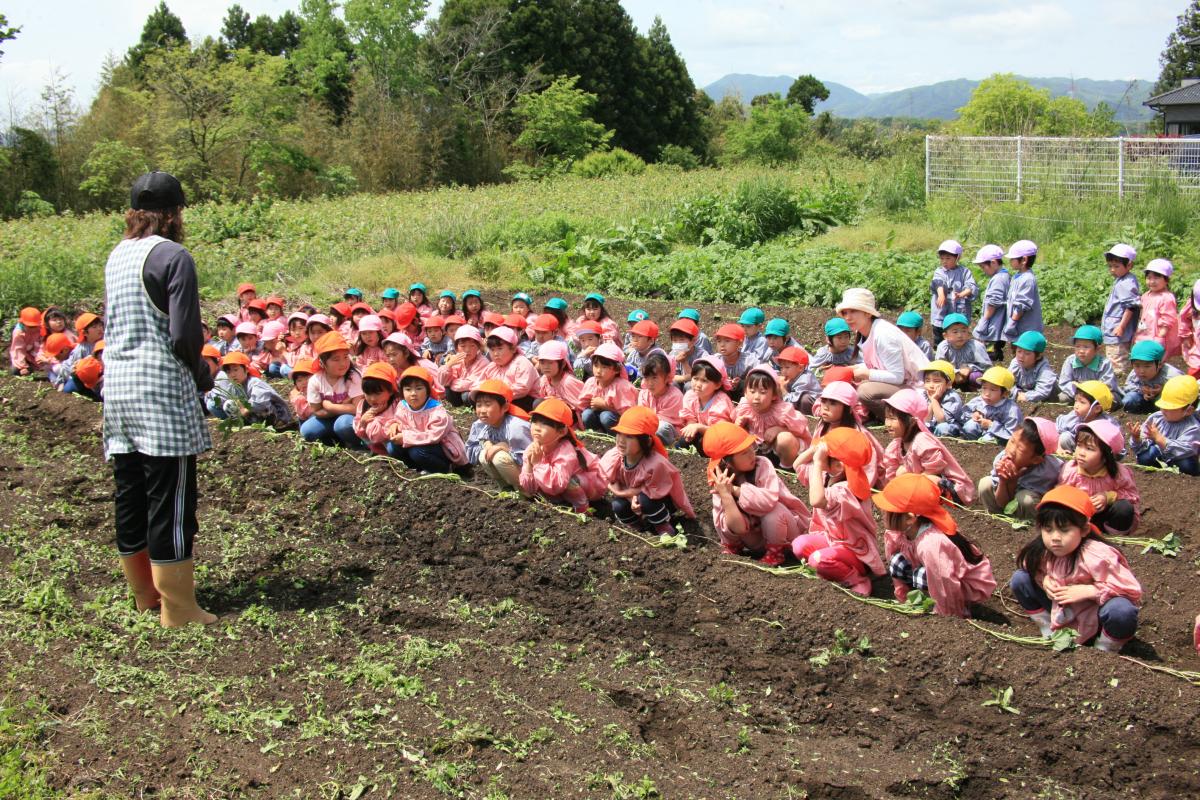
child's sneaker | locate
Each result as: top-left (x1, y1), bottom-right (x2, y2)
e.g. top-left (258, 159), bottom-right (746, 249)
top-left (760, 545), bottom-right (788, 566)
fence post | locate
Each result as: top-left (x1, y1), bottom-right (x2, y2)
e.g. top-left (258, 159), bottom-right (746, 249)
top-left (924, 136), bottom-right (930, 200)
top-left (1117, 137), bottom-right (1125, 200)
top-left (1015, 136), bottom-right (1023, 203)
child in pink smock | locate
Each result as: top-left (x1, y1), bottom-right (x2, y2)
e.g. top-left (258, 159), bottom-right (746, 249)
top-left (1181, 279), bottom-right (1200, 378)
top-left (353, 315), bottom-right (387, 369)
top-left (386, 366), bottom-right (467, 473)
top-left (483, 326), bottom-right (539, 410)
top-left (289, 359), bottom-right (316, 422)
top-left (680, 354), bottom-right (736, 454)
top-left (1058, 420), bottom-right (1139, 536)
top-left (704, 421), bottom-right (810, 565)
top-left (1135, 259), bottom-right (1180, 358)
top-left (734, 363), bottom-right (812, 468)
top-left (1011, 485), bottom-right (1142, 652)
top-left (600, 406), bottom-right (695, 534)
top-left (637, 352), bottom-right (685, 447)
top-left (881, 388), bottom-right (976, 505)
top-left (793, 374), bottom-right (885, 487)
top-left (792, 426), bottom-right (884, 595)
top-left (535, 340), bottom-right (584, 412)
top-left (520, 398), bottom-right (607, 512)
top-left (876, 473), bottom-right (996, 617)
top-left (353, 362), bottom-right (401, 455)
top-left (578, 341), bottom-right (638, 433)
top-left (438, 325), bottom-right (492, 406)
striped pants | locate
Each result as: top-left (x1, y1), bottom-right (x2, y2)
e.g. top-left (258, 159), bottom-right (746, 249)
top-left (112, 453), bottom-right (198, 564)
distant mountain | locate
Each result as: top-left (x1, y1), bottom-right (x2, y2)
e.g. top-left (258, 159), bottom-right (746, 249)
top-left (702, 74), bottom-right (1155, 123)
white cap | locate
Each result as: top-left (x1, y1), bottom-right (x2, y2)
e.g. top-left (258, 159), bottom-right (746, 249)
top-left (937, 239), bottom-right (964, 256)
top-left (835, 287), bottom-right (880, 318)
top-left (1104, 243), bottom-right (1137, 264)
top-left (1005, 240), bottom-right (1038, 259)
top-left (972, 244), bottom-right (1005, 264)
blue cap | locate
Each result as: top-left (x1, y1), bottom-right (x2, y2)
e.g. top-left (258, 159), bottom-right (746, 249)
top-left (1130, 340), bottom-right (1165, 362)
top-left (512, 292), bottom-right (534, 305)
top-left (381, 288), bottom-right (400, 300)
top-left (1073, 325), bottom-right (1103, 344)
top-left (409, 283), bottom-right (427, 293)
top-left (344, 288), bottom-right (364, 298)
top-left (627, 309), bottom-right (649, 323)
top-left (584, 292), bottom-right (606, 305)
top-left (824, 318), bottom-right (851, 337)
top-left (1013, 331), bottom-right (1047, 354)
top-left (438, 290), bottom-right (456, 300)
top-left (764, 318), bottom-right (790, 337)
top-left (677, 308), bottom-right (700, 323)
top-left (896, 311), bottom-right (923, 329)
top-left (737, 307), bottom-right (766, 325)
top-left (545, 297), bottom-right (568, 312)
top-left (942, 313), bottom-right (969, 329)
top-left (462, 289), bottom-right (482, 300)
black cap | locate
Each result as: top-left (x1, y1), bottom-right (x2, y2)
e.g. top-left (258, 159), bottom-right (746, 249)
top-left (130, 171), bottom-right (186, 210)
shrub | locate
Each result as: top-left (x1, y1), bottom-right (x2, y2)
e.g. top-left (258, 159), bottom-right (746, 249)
top-left (572, 148), bottom-right (646, 178)
top-left (657, 144), bottom-right (701, 171)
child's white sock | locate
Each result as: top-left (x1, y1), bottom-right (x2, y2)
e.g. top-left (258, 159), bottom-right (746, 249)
top-left (1029, 610), bottom-right (1053, 638)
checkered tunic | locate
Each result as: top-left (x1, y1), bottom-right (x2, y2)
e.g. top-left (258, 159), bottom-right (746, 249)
top-left (102, 236), bottom-right (211, 459)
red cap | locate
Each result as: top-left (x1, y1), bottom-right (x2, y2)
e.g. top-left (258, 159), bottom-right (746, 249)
top-left (236, 282), bottom-right (256, 296)
top-left (714, 323), bottom-right (745, 342)
top-left (630, 320), bottom-right (660, 339)
top-left (531, 313), bottom-right (560, 332)
top-left (669, 318), bottom-right (699, 338)
top-left (777, 346), bottom-right (810, 368)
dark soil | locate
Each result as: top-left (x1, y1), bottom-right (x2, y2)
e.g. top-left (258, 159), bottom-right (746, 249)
top-left (2, 296), bottom-right (1200, 799)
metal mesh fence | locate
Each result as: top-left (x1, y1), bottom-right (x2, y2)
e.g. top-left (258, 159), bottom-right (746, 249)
top-left (926, 136), bottom-right (1200, 201)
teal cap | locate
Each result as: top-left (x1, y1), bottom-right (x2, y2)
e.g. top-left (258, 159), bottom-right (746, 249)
top-left (438, 290), bottom-right (456, 300)
top-left (584, 292), bottom-right (606, 305)
top-left (824, 318), bottom-right (851, 337)
top-left (1013, 331), bottom-right (1047, 354)
top-left (738, 307), bottom-right (766, 325)
top-left (1130, 340), bottom-right (1165, 363)
top-left (677, 308), bottom-right (700, 323)
top-left (545, 297), bottom-right (568, 311)
top-left (344, 287), bottom-right (363, 298)
top-left (462, 289), bottom-right (482, 300)
top-left (942, 313), bottom-right (969, 329)
top-left (381, 288), bottom-right (400, 300)
top-left (409, 283), bottom-right (427, 293)
top-left (896, 311), bottom-right (923, 329)
top-left (627, 308), bottom-right (649, 323)
top-left (512, 292), bottom-right (534, 305)
top-left (1073, 325), bottom-right (1103, 344)
top-left (764, 318), bottom-right (790, 337)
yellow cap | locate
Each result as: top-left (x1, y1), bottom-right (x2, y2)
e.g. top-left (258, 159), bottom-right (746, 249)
top-left (980, 366), bottom-right (1015, 391)
top-left (1075, 380), bottom-right (1113, 412)
top-left (1156, 375), bottom-right (1199, 411)
top-left (922, 360), bottom-right (955, 381)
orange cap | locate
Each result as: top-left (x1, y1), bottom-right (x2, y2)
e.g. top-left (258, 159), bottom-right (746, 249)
top-left (874, 473), bottom-right (956, 534)
top-left (1037, 485), bottom-right (1096, 520)
top-left (93, 339), bottom-right (106, 353)
top-left (265, 295), bottom-right (285, 308)
top-left (363, 361), bottom-right (399, 391)
top-left (291, 358), bottom-right (316, 377)
top-left (821, 365), bottom-right (857, 387)
top-left (444, 314), bottom-right (466, 326)
top-left (425, 315), bottom-right (446, 329)
top-left (821, 427), bottom-right (873, 500)
top-left (531, 313), bottom-right (560, 333)
top-left (475, 378), bottom-right (531, 420)
top-left (247, 298), bottom-right (268, 313)
top-left (350, 301), bottom-right (375, 315)
top-left (531, 397), bottom-right (580, 444)
top-left (612, 406), bottom-right (666, 456)
top-left (393, 302), bottom-right (418, 328)
top-left (482, 311), bottom-right (507, 327)
top-left (19, 307), bottom-right (42, 327)
top-left (331, 302), bottom-right (353, 318)
top-left (576, 320), bottom-right (604, 337)
top-left (74, 312), bottom-right (101, 335)
top-left (74, 356), bottom-right (103, 389)
top-left (221, 351), bottom-right (251, 368)
top-left (236, 282), bottom-right (256, 296)
top-left (714, 323), bottom-right (745, 342)
top-left (668, 318), bottom-right (699, 338)
top-left (201, 344), bottom-right (221, 360)
top-left (44, 333), bottom-right (73, 356)
top-left (702, 420), bottom-right (758, 480)
top-left (505, 313), bottom-right (528, 329)
top-left (777, 346), bottom-right (810, 368)
top-left (630, 320), bottom-right (660, 339)
top-left (314, 330), bottom-right (350, 356)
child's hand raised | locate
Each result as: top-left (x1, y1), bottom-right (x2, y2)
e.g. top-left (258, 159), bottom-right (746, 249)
top-left (710, 466), bottom-right (735, 496)
top-left (1126, 421), bottom-right (1142, 442)
top-left (524, 441), bottom-right (542, 466)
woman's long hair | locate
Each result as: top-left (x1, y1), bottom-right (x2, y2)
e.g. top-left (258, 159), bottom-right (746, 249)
top-left (124, 206), bottom-right (185, 243)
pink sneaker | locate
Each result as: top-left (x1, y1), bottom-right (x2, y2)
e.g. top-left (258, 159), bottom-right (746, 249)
top-left (720, 542), bottom-right (741, 556)
top-left (760, 545), bottom-right (788, 566)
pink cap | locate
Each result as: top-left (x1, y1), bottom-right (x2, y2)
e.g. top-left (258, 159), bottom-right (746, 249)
top-left (972, 244), bottom-right (1005, 264)
top-left (261, 320), bottom-right (287, 341)
top-left (937, 239), bottom-right (963, 256)
top-left (357, 314), bottom-right (383, 333)
top-left (693, 354), bottom-right (732, 391)
top-left (1104, 243), bottom-right (1137, 263)
top-left (1079, 419), bottom-right (1125, 457)
top-left (306, 313), bottom-right (334, 329)
top-left (747, 363), bottom-right (780, 382)
top-left (883, 387), bottom-right (928, 422)
top-left (1005, 240), bottom-right (1038, 259)
top-left (385, 331), bottom-right (412, 349)
top-left (1028, 417), bottom-right (1060, 456)
top-left (235, 322), bottom-right (259, 336)
top-left (218, 314), bottom-right (239, 327)
top-left (538, 340), bottom-right (570, 363)
top-left (594, 341), bottom-right (625, 363)
top-left (454, 324), bottom-right (482, 343)
top-left (820, 380), bottom-right (859, 409)
top-left (1144, 258), bottom-right (1173, 278)
top-left (486, 326), bottom-right (518, 347)
top-left (287, 311), bottom-right (310, 325)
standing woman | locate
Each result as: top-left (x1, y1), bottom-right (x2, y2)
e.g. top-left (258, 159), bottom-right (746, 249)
top-left (103, 172), bottom-right (217, 627)
top-left (838, 288), bottom-right (931, 421)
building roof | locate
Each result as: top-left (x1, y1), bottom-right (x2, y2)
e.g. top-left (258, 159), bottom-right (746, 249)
top-left (1145, 81), bottom-right (1200, 108)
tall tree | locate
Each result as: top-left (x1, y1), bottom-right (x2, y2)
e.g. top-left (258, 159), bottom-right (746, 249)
top-left (0, 13), bottom-right (20, 61)
top-left (786, 75), bottom-right (829, 114)
top-left (637, 17), bottom-right (705, 159)
top-left (126, 2), bottom-right (187, 74)
top-left (1153, 1), bottom-right (1200, 96)
top-left (291, 0), bottom-right (355, 121)
top-left (343, 0), bottom-right (427, 99)
top-left (220, 4), bottom-right (253, 50)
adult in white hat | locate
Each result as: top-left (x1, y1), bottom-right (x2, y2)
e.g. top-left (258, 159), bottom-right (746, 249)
top-left (837, 288), bottom-right (931, 419)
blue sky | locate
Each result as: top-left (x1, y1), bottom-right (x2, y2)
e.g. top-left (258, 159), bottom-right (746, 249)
top-left (0, 0), bottom-right (1188, 118)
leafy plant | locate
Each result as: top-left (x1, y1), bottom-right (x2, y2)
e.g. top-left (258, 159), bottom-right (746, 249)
top-left (808, 628), bottom-right (871, 668)
top-left (1109, 532), bottom-right (1182, 558)
top-left (981, 686), bottom-right (1021, 715)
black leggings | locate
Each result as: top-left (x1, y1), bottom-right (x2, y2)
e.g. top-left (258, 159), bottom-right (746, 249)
top-left (1093, 500), bottom-right (1136, 535)
top-left (113, 453), bottom-right (198, 564)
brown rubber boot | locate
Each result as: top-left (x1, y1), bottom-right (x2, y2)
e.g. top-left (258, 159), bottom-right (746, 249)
top-left (151, 560), bottom-right (218, 628)
top-left (119, 551), bottom-right (161, 612)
